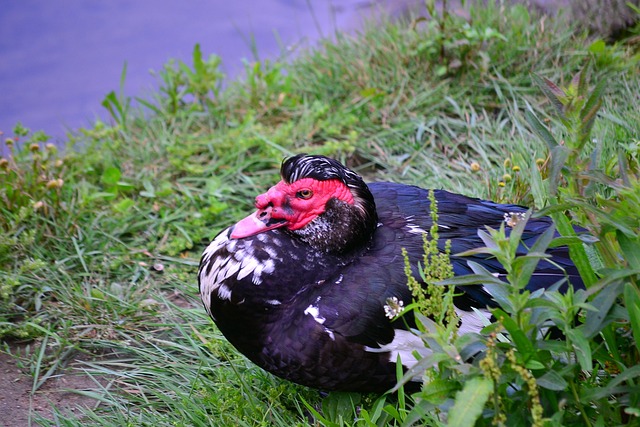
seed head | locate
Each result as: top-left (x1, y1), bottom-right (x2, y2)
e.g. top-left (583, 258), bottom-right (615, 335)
top-left (46, 178), bottom-right (64, 189)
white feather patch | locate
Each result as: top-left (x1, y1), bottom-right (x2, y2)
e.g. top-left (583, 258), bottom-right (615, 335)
top-left (456, 307), bottom-right (492, 335)
top-left (199, 227), bottom-right (277, 317)
top-left (303, 304), bottom-right (336, 340)
top-left (217, 284), bottom-right (232, 301)
top-left (404, 216), bottom-right (428, 235)
top-left (303, 304), bottom-right (326, 324)
top-left (364, 329), bottom-right (431, 371)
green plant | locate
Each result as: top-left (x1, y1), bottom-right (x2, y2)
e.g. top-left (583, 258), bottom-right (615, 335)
top-left (402, 190), bottom-right (457, 330)
top-left (0, 127), bottom-right (71, 338)
top-left (161, 43), bottom-right (224, 115)
top-left (414, 0), bottom-right (508, 77)
top-left (102, 64), bottom-right (132, 130)
top-left (393, 68), bottom-right (640, 426)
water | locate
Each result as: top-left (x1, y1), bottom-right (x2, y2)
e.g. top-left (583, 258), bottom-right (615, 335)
top-left (0, 0), bottom-right (407, 147)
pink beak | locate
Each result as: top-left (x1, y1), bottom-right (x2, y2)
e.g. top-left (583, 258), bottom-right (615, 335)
top-left (229, 207), bottom-right (287, 239)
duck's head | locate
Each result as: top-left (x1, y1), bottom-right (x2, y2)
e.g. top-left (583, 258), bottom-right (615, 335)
top-left (230, 154), bottom-right (377, 253)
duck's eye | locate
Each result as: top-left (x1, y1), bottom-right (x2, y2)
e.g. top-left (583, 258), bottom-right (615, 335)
top-left (296, 189), bottom-right (313, 199)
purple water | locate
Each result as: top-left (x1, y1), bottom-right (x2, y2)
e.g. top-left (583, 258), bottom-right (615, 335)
top-left (0, 0), bottom-right (406, 148)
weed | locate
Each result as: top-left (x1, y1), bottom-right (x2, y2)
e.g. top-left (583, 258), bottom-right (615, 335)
top-left (394, 68), bottom-right (640, 426)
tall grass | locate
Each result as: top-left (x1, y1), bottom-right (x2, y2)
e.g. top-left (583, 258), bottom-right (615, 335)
top-left (1, 0), bottom-right (639, 425)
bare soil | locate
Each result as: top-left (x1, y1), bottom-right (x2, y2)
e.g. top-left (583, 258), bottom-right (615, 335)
top-left (0, 344), bottom-right (102, 427)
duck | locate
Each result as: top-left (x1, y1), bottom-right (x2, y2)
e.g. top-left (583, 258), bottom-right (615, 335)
top-left (198, 154), bottom-right (584, 393)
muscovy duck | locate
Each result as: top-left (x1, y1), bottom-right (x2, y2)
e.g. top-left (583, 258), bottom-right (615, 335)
top-left (198, 154), bottom-right (583, 392)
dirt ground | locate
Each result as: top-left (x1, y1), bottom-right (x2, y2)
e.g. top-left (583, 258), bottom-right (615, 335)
top-left (0, 345), bottom-right (101, 427)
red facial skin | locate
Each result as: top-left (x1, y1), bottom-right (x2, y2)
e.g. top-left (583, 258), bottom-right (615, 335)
top-left (230, 178), bottom-right (354, 239)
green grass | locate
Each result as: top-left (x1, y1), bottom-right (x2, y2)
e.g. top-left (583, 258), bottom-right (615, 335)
top-left (1, 0), bottom-right (640, 425)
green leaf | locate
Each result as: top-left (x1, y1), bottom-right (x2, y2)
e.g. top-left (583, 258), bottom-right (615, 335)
top-left (591, 268), bottom-right (640, 288)
top-left (494, 308), bottom-right (536, 359)
top-left (588, 39), bottom-right (606, 54)
top-left (579, 97), bottom-right (601, 146)
top-left (571, 69), bottom-right (585, 95)
top-left (550, 210), bottom-right (597, 287)
top-left (404, 399), bottom-right (437, 426)
top-left (192, 43), bottom-right (205, 78)
top-left (582, 280), bottom-right (623, 338)
top-left (581, 77), bottom-right (606, 121)
top-left (581, 365), bottom-right (640, 401)
top-left (116, 181), bottom-right (135, 191)
top-left (438, 273), bottom-right (504, 287)
top-left (566, 328), bottom-right (593, 371)
top-left (101, 166), bottom-right (121, 186)
top-left (113, 198), bottom-right (135, 213)
top-left (537, 369), bottom-right (568, 390)
top-left (548, 145), bottom-right (569, 196)
top-left (392, 351), bottom-right (450, 393)
top-left (525, 359), bottom-right (545, 370)
top-left (88, 191), bottom-right (117, 200)
top-left (618, 232), bottom-right (640, 270)
top-left (624, 283), bottom-right (640, 353)
top-left (530, 158), bottom-right (547, 208)
top-left (512, 224), bottom-right (555, 287)
top-left (364, 396), bottom-right (387, 424)
top-left (578, 77), bottom-right (605, 146)
top-left (547, 235), bottom-right (598, 248)
top-left (321, 392), bottom-right (360, 424)
top-left (531, 73), bottom-right (566, 118)
top-left (467, 261), bottom-right (513, 310)
top-left (383, 404), bottom-right (402, 421)
top-left (395, 354), bottom-right (405, 413)
top-left (447, 377), bottom-right (493, 427)
top-left (525, 109), bottom-right (559, 150)
top-left (300, 397), bottom-right (336, 427)
top-left (418, 378), bottom-right (460, 404)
